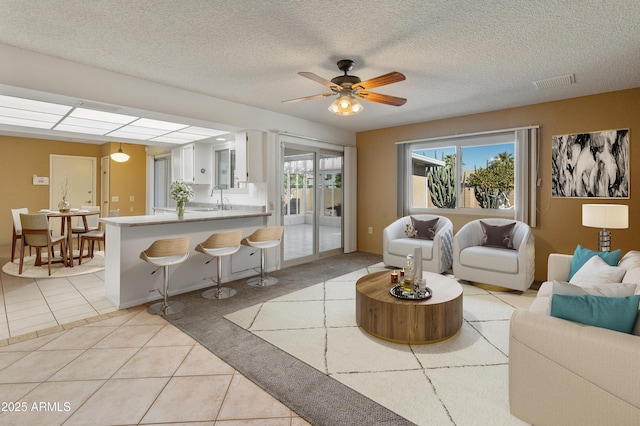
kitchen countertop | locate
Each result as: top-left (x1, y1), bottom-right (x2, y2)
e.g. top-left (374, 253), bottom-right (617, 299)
top-left (101, 209), bottom-right (271, 227)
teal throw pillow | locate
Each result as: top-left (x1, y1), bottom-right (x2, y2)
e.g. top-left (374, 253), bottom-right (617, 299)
top-left (550, 294), bottom-right (640, 334)
top-left (567, 244), bottom-right (622, 280)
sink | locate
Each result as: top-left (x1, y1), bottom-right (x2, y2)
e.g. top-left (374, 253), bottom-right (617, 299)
top-left (186, 207), bottom-right (219, 212)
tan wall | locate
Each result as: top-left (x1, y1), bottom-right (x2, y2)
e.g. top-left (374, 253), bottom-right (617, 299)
top-left (1, 136), bottom-right (146, 246)
top-left (104, 142), bottom-right (147, 216)
top-left (357, 88), bottom-right (640, 282)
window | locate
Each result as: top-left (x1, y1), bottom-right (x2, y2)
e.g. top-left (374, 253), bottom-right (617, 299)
top-left (399, 128), bottom-right (538, 224)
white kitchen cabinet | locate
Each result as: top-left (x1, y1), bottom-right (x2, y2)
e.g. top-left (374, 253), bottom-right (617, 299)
top-left (173, 142), bottom-right (212, 184)
top-left (171, 146), bottom-right (181, 182)
top-left (235, 130), bottom-right (265, 184)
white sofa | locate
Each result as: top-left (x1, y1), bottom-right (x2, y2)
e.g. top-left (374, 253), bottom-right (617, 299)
top-left (452, 218), bottom-right (535, 291)
top-left (509, 251), bottom-right (640, 426)
top-left (382, 214), bottom-right (453, 273)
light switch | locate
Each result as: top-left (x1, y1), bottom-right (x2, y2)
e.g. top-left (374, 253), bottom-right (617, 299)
top-left (112, 195), bottom-right (119, 202)
top-left (129, 195), bottom-right (135, 201)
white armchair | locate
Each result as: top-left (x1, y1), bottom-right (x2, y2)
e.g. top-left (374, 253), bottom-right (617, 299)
top-left (453, 218), bottom-right (534, 291)
top-left (383, 214), bottom-right (453, 273)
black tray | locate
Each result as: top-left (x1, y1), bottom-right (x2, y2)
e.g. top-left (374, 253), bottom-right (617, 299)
top-left (390, 284), bottom-right (432, 300)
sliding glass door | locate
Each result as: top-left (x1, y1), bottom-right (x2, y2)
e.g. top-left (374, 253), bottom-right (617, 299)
top-left (282, 144), bottom-right (343, 266)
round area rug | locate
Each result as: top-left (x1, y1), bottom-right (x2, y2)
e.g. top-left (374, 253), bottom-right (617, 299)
top-left (2, 251), bottom-right (105, 278)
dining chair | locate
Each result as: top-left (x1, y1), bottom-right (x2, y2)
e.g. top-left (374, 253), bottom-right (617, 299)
top-left (19, 213), bottom-right (68, 275)
top-left (71, 205), bottom-right (100, 247)
top-left (78, 209), bottom-right (119, 263)
top-left (10, 207), bottom-right (29, 262)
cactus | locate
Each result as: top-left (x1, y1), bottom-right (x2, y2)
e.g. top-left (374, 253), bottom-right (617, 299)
top-left (427, 166), bottom-right (456, 208)
top-left (473, 187), bottom-right (510, 209)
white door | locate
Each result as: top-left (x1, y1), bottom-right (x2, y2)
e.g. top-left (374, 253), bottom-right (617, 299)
top-left (50, 155), bottom-right (97, 208)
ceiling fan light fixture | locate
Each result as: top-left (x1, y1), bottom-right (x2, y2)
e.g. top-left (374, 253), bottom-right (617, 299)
top-left (328, 94), bottom-right (363, 116)
top-left (111, 143), bottom-right (130, 162)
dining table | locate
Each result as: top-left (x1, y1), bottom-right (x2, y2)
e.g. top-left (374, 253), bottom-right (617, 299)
top-left (42, 209), bottom-right (101, 267)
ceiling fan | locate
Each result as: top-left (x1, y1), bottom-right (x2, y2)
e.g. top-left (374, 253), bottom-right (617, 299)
top-left (282, 59), bottom-right (406, 116)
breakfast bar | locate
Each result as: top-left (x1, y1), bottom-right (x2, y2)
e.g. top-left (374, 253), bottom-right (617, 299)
top-left (101, 208), bottom-right (271, 309)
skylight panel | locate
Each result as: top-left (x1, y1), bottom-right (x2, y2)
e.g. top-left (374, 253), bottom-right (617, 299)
top-left (54, 124), bottom-right (113, 135)
top-left (134, 118), bottom-right (188, 131)
top-left (56, 116), bottom-right (123, 131)
top-left (0, 115), bottom-right (55, 129)
top-left (113, 125), bottom-right (168, 137)
top-left (0, 94), bottom-right (72, 115)
top-left (0, 106), bottom-right (62, 123)
top-left (107, 130), bottom-right (155, 140)
top-left (151, 135), bottom-right (198, 144)
top-left (0, 94), bottom-right (232, 144)
top-left (70, 108), bottom-right (137, 124)
top-left (180, 126), bottom-right (229, 137)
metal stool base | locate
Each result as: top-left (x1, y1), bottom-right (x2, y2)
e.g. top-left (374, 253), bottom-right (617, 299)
top-left (247, 276), bottom-right (278, 287)
top-left (202, 287), bottom-right (237, 299)
top-left (147, 300), bottom-right (185, 316)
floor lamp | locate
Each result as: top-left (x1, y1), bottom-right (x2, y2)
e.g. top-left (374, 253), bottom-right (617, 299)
top-left (582, 204), bottom-right (629, 252)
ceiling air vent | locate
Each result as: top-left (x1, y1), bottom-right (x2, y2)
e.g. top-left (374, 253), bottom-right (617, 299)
top-left (532, 74), bottom-right (575, 90)
top-left (74, 100), bottom-right (121, 112)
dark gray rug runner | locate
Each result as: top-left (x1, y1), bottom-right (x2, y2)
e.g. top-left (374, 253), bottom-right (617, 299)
top-left (164, 252), bottom-right (415, 426)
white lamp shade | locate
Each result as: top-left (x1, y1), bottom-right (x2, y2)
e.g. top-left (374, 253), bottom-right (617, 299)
top-left (582, 204), bottom-right (629, 229)
top-left (110, 144), bottom-right (130, 162)
top-left (328, 95), bottom-right (363, 116)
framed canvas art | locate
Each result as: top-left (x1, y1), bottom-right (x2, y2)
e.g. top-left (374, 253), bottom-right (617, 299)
top-left (551, 129), bottom-right (629, 198)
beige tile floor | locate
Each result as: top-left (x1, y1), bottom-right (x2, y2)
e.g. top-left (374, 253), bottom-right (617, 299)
top-left (0, 245), bottom-right (311, 425)
top-left (0, 267), bottom-right (118, 339)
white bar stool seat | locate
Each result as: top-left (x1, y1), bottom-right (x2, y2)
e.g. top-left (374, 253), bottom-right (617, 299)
top-left (241, 226), bottom-right (284, 287)
top-left (195, 230), bottom-right (243, 299)
top-left (140, 236), bottom-right (190, 316)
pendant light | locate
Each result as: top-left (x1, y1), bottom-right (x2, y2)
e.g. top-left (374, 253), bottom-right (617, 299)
top-left (111, 143), bottom-right (130, 162)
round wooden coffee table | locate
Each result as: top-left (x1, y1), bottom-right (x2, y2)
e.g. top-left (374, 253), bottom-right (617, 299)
top-left (356, 270), bottom-right (463, 344)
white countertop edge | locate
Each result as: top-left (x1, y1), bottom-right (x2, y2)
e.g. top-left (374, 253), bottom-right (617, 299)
top-left (100, 211), bottom-right (271, 227)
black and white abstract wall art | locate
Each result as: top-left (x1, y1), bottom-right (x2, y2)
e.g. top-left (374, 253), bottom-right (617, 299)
top-left (552, 129), bottom-right (629, 198)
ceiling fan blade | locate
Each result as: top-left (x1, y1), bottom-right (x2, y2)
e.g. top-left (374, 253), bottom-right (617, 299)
top-left (282, 92), bottom-right (335, 104)
top-left (298, 72), bottom-right (342, 89)
top-left (357, 91), bottom-right (407, 106)
top-left (354, 72), bottom-right (406, 90)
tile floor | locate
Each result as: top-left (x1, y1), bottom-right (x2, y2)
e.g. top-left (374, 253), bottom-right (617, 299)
top-left (283, 223), bottom-right (342, 261)
top-left (0, 245), bottom-right (311, 425)
top-left (0, 267), bottom-right (117, 339)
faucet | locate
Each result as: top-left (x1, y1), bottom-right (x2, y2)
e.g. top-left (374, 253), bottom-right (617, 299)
top-left (210, 185), bottom-right (224, 210)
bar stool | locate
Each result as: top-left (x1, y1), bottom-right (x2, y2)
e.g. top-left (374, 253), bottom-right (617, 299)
top-left (241, 226), bottom-right (284, 287)
top-left (195, 230), bottom-right (243, 299)
top-left (140, 236), bottom-right (190, 316)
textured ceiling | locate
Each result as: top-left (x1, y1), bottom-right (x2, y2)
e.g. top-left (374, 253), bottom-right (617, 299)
top-left (1, 0), bottom-right (640, 134)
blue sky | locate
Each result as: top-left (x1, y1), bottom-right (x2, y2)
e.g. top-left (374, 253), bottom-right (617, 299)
top-left (414, 143), bottom-right (514, 169)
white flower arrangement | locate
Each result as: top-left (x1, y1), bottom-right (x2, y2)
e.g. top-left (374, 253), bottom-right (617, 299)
top-left (169, 180), bottom-right (195, 204)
